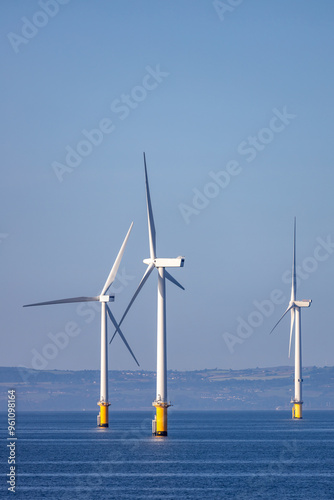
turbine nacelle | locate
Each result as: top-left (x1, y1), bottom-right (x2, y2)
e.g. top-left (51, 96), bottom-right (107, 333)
top-left (99, 295), bottom-right (115, 303)
top-left (143, 257), bottom-right (185, 268)
top-left (293, 300), bottom-right (312, 308)
top-left (288, 299), bottom-right (312, 310)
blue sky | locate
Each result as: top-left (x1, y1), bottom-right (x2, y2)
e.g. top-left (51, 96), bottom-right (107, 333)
top-left (1, 0), bottom-right (334, 372)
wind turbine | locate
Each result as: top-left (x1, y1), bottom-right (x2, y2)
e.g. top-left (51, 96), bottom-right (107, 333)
top-left (270, 217), bottom-right (311, 419)
top-left (110, 153), bottom-right (185, 436)
top-left (24, 223), bottom-right (139, 427)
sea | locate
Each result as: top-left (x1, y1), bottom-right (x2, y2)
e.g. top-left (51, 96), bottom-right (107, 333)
top-left (1, 410), bottom-right (334, 499)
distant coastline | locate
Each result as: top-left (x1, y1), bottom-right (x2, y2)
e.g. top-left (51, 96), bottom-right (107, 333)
top-left (1, 365), bottom-right (333, 412)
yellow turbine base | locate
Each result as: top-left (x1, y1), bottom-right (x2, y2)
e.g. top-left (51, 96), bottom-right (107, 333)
top-left (98, 402), bottom-right (110, 427)
top-left (155, 406), bottom-right (168, 436)
top-left (292, 403), bottom-right (302, 419)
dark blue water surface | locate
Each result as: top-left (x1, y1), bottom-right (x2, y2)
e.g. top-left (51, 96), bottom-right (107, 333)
top-left (1, 410), bottom-right (334, 499)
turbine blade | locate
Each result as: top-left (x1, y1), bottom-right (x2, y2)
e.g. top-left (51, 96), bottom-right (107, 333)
top-left (100, 222), bottom-right (134, 296)
top-left (270, 304), bottom-right (293, 335)
top-left (143, 153), bottom-right (156, 260)
top-left (291, 217), bottom-right (296, 302)
top-left (109, 262), bottom-right (155, 344)
top-left (165, 270), bottom-right (185, 290)
top-left (106, 305), bottom-right (139, 367)
top-left (288, 308), bottom-right (295, 358)
top-left (23, 296), bottom-right (99, 307)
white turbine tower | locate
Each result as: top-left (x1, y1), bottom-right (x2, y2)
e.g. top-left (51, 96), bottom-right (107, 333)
top-left (24, 223), bottom-right (139, 427)
top-left (110, 153), bottom-right (185, 436)
top-left (270, 217), bottom-right (311, 419)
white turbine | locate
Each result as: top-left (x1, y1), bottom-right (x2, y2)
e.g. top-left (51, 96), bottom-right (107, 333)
top-left (270, 217), bottom-right (311, 419)
top-left (110, 153), bottom-right (185, 436)
top-left (24, 223), bottom-right (139, 427)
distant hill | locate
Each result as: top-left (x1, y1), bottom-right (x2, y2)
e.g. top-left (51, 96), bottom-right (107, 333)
top-left (0, 365), bottom-right (333, 411)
